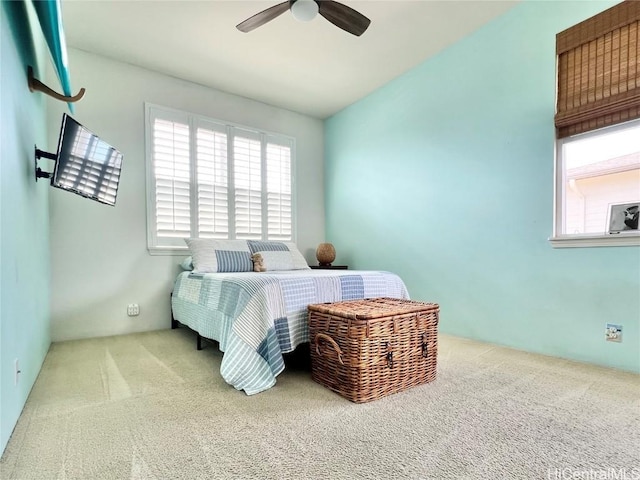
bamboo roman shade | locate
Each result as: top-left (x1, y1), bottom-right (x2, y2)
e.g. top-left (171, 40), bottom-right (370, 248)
top-left (555, 0), bottom-right (640, 138)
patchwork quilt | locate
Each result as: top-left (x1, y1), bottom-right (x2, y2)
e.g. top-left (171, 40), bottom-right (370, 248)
top-left (171, 270), bottom-right (410, 394)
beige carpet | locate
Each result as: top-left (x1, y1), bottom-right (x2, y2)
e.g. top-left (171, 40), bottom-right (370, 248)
top-left (1, 329), bottom-right (638, 480)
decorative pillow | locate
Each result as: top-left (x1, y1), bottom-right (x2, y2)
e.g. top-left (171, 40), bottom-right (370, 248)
top-left (180, 256), bottom-right (194, 271)
top-left (184, 239), bottom-right (253, 273)
top-left (247, 240), bottom-right (310, 271)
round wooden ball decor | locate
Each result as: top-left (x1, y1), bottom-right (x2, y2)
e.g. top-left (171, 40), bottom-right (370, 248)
top-left (316, 243), bottom-right (336, 266)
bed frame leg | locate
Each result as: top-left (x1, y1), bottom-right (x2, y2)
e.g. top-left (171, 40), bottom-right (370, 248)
top-left (170, 292), bottom-right (179, 329)
top-left (171, 291), bottom-right (204, 350)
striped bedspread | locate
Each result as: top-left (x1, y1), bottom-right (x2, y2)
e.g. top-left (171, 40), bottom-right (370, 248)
top-left (171, 270), bottom-right (410, 395)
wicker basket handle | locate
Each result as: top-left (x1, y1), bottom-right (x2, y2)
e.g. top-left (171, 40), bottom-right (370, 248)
top-left (314, 333), bottom-right (344, 365)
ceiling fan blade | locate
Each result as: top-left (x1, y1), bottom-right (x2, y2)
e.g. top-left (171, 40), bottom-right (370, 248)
top-left (318, 0), bottom-right (371, 36)
top-left (236, 1), bottom-right (290, 33)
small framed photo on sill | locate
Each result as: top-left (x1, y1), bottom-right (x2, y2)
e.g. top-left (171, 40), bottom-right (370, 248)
top-left (607, 202), bottom-right (640, 234)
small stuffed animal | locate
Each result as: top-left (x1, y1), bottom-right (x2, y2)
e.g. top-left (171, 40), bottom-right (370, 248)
top-left (252, 253), bottom-right (266, 272)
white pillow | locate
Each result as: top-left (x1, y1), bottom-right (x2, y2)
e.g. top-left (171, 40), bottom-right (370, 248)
top-left (247, 240), bottom-right (309, 271)
top-left (184, 239), bottom-right (253, 273)
top-left (180, 256), bottom-right (193, 270)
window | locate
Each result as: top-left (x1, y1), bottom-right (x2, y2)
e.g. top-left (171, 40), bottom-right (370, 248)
top-left (556, 120), bottom-right (640, 239)
top-left (145, 104), bottom-right (295, 253)
top-left (552, 1), bottom-right (640, 247)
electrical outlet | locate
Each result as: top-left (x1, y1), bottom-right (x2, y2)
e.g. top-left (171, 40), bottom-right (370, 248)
top-left (14, 359), bottom-right (20, 385)
top-left (605, 324), bottom-right (622, 343)
top-left (127, 304), bottom-right (140, 316)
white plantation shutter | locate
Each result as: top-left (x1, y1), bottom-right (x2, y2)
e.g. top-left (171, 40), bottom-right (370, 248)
top-left (152, 118), bottom-right (191, 241)
top-left (266, 139), bottom-right (292, 240)
top-left (196, 124), bottom-right (229, 238)
top-left (233, 132), bottom-right (262, 240)
top-left (145, 104), bottom-right (295, 252)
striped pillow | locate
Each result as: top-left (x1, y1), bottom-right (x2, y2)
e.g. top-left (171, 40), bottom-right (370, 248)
top-left (248, 241), bottom-right (309, 271)
top-left (185, 239), bottom-right (253, 273)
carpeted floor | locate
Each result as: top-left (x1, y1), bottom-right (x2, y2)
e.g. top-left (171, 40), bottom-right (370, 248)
top-left (1, 328), bottom-right (638, 480)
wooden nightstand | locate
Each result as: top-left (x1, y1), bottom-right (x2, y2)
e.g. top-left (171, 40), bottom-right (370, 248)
top-left (310, 265), bottom-right (348, 270)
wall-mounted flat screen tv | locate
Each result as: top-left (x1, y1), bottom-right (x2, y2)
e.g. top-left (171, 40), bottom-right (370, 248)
top-left (51, 114), bottom-right (123, 206)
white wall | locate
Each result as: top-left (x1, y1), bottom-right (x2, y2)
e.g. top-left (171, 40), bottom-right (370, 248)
top-left (48, 48), bottom-right (325, 342)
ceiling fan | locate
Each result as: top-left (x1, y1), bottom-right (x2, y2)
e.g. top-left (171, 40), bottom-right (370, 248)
top-left (236, 0), bottom-right (371, 37)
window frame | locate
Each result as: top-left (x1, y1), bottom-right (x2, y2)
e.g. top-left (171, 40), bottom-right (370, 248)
top-left (144, 103), bottom-right (297, 255)
top-left (551, 1), bottom-right (640, 248)
top-left (550, 119), bottom-right (640, 248)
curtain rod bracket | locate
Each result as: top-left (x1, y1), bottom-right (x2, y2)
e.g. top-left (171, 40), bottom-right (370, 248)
top-left (27, 66), bottom-right (86, 103)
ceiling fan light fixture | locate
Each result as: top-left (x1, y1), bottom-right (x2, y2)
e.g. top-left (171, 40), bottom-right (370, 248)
top-left (236, 0), bottom-right (370, 36)
top-left (291, 0), bottom-right (319, 22)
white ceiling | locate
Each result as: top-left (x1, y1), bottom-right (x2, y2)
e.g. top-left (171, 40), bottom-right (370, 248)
top-left (61, 0), bottom-right (517, 119)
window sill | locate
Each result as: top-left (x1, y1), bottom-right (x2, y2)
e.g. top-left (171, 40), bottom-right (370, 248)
top-left (147, 246), bottom-right (189, 256)
top-left (549, 233), bottom-right (640, 248)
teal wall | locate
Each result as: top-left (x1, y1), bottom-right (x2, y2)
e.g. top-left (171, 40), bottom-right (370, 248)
top-left (325, 1), bottom-right (640, 373)
top-left (1, 1), bottom-right (51, 454)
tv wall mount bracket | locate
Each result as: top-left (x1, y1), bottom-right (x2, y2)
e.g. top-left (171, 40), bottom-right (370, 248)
top-left (34, 146), bottom-right (56, 182)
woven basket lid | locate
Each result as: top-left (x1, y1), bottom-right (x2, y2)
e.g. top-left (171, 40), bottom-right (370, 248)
top-left (308, 297), bottom-right (439, 320)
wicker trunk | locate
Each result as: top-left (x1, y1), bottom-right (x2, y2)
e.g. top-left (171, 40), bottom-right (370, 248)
top-left (308, 297), bottom-right (439, 403)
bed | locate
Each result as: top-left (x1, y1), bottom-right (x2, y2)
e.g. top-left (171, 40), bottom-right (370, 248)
top-left (171, 269), bottom-right (410, 395)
